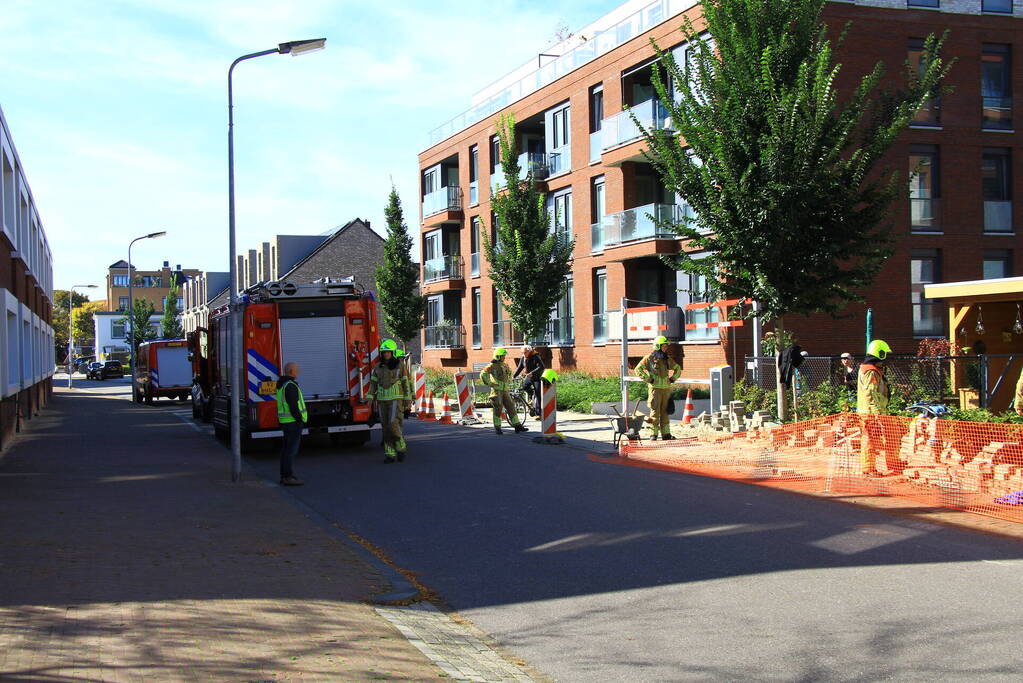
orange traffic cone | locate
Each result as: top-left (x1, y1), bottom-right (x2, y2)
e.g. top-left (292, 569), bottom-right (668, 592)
top-left (423, 391), bottom-right (436, 421)
top-left (437, 392), bottom-right (455, 424)
top-left (682, 389), bottom-right (695, 425)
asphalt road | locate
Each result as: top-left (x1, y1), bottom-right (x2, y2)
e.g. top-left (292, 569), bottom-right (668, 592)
top-left (194, 413), bottom-right (1020, 682)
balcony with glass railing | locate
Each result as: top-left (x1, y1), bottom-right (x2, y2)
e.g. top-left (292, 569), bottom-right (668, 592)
top-left (424, 324), bottom-right (465, 349)
top-left (910, 197), bottom-right (941, 232)
top-left (422, 186), bottom-right (462, 219)
top-left (593, 312), bottom-right (610, 343)
top-left (423, 254), bottom-right (465, 283)
top-left (591, 203), bottom-right (678, 251)
top-left (519, 152), bottom-right (550, 180)
top-left (982, 96), bottom-right (1013, 130)
top-left (545, 316), bottom-right (574, 346)
top-left (601, 99), bottom-right (673, 151)
top-left (589, 132), bottom-right (602, 163)
top-left (493, 320), bottom-right (525, 347)
top-left (984, 200), bottom-right (1013, 232)
top-left (427, 0), bottom-right (690, 146)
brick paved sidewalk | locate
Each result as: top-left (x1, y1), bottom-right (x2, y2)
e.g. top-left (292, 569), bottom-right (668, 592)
top-left (0, 385), bottom-right (446, 681)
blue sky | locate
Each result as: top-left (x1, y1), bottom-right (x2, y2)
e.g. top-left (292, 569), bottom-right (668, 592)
top-left (1, 0), bottom-right (616, 295)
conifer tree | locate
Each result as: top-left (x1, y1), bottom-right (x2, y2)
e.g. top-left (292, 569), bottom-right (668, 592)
top-left (375, 187), bottom-right (426, 346)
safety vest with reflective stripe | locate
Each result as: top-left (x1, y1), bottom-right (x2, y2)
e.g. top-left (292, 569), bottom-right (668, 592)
top-left (636, 352), bottom-right (680, 389)
top-left (276, 378), bottom-right (308, 424)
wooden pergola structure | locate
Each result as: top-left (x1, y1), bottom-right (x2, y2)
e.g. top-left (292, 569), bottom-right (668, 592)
top-left (924, 277), bottom-right (1023, 412)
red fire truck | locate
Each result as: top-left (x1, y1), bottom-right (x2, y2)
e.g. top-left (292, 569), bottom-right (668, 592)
top-left (134, 339), bottom-right (192, 403)
top-left (192, 277), bottom-right (381, 446)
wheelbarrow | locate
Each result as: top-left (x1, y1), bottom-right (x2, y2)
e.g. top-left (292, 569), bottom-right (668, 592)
top-left (607, 402), bottom-right (646, 448)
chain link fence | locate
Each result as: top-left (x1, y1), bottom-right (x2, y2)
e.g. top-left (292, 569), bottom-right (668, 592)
top-left (745, 354), bottom-right (1020, 409)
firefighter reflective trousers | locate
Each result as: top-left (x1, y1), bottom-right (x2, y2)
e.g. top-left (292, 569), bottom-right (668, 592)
top-left (378, 399), bottom-right (406, 459)
top-left (646, 386), bottom-right (671, 436)
top-left (491, 391), bottom-right (521, 428)
top-left (859, 414), bottom-right (900, 474)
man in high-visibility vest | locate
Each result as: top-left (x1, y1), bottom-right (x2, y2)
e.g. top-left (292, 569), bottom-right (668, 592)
top-left (857, 339), bottom-right (897, 476)
top-left (636, 335), bottom-right (681, 441)
top-left (275, 361), bottom-right (307, 486)
top-left (481, 347), bottom-right (528, 435)
top-left (367, 339), bottom-right (412, 463)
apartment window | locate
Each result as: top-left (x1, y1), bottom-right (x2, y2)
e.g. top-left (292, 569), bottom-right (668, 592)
top-left (472, 287), bottom-right (481, 347)
top-left (593, 268), bottom-right (609, 342)
top-left (982, 0), bottom-right (1012, 13)
top-left (982, 45), bottom-right (1012, 130)
top-left (982, 148), bottom-right (1013, 233)
top-left (550, 277), bottom-right (574, 344)
top-left (176, 297), bottom-right (184, 310)
top-left (907, 0), bottom-right (938, 7)
top-left (490, 135), bottom-right (501, 174)
top-left (551, 189), bottom-right (572, 243)
top-left (491, 211), bottom-right (500, 247)
top-left (470, 216), bottom-right (481, 277)
top-left (983, 249), bottom-right (1012, 279)
top-left (908, 39), bottom-right (940, 125)
top-left (112, 321), bottom-right (126, 339)
top-left (911, 249), bottom-right (944, 336)
top-left (552, 107), bottom-right (570, 149)
top-left (684, 271), bottom-right (719, 341)
top-left (909, 145), bottom-right (940, 232)
top-left (112, 274), bottom-right (129, 287)
top-left (118, 296), bottom-right (129, 310)
top-left (591, 176), bottom-right (606, 223)
top-left (589, 85), bottom-right (604, 133)
top-left (469, 145), bottom-right (479, 205)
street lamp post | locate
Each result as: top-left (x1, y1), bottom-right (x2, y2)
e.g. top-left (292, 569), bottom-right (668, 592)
top-left (67, 284), bottom-right (98, 388)
top-left (227, 37), bottom-right (326, 483)
top-left (128, 232), bottom-right (167, 400)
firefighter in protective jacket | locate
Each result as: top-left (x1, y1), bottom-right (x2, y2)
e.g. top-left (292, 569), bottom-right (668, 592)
top-left (367, 339), bottom-right (412, 463)
top-left (857, 339), bottom-right (898, 476)
top-left (480, 347), bottom-right (528, 435)
top-left (636, 336), bottom-right (681, 441)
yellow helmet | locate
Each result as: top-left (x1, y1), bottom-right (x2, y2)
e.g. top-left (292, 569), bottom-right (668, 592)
top-left (541, 368), bottom-right (558, 383)
top-left (867, 339), bottom-right (891, 360)
top-left (653, 335), bottom-right (669, 348)
top-left (493, 347), bottom-right (507, 357)
top-left (380, 339), bottom-right (398, 353)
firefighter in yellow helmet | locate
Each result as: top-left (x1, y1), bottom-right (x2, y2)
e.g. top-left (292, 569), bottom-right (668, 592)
top-left (857, 339), bottom-right (899, 476)
top-left (367, 339), bottom-right (412, 463)
top-left (481, 347), bottom-right (528, 435)
top-left (636, 336), bottom-right (681, 441)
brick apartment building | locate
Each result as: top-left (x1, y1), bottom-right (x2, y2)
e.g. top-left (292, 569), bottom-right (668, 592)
top-left (417, 0), bottom-right (1022, 379)
top-left (1, 104), bottom-right (55, 450)
top-left (106, 260), bottom-right (199, 313)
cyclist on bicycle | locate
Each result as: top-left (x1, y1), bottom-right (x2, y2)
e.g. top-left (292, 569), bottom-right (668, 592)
top-left (513, 345), bottom-right (545, 417)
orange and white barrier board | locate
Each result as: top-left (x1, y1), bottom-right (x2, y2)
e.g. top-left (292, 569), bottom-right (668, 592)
top-left (453, 372), bottom-right (481, 425)
top-left (541, 382), bottom-right (557, 435)
top-left (414, 367), bottom-right (426, 415)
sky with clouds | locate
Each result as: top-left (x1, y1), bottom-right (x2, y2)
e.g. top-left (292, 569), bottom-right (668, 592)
top-left (1, 0), bottom-right (618, 295)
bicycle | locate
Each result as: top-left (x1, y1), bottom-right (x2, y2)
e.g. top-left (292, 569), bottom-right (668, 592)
top-left (907, 401), bottom-right (951, 419)
top-left (507, 379), bottom-right (534, 426)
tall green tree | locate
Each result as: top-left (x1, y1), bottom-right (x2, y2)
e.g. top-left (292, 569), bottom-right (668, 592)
top-left (161, 281), bottom-right (184, 339)
top-left (52, 289), bottom-right (89, 361)
top-left (640, 0), bottom-right (952, 418)
top-left (375, 187), bottom-right (426, 346)
top-left (483, 114), bottom-right (574, 343)
top-left (119, 298), bottom-right (158, 351)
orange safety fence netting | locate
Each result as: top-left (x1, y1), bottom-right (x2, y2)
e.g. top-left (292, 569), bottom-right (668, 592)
top-left (619, 414), bottom-right (1023, 524)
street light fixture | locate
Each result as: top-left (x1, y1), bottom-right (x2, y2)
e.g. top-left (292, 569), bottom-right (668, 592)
top-left (227, 37), bottom-right (326, 483)
top-left (67, 284), bottom-right (98, 388)
top-left (127, 231), bottom-right (167, 401)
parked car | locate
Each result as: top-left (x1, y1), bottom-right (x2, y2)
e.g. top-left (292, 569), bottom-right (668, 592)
top-left (86, 360), bottom-right (124, 380)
